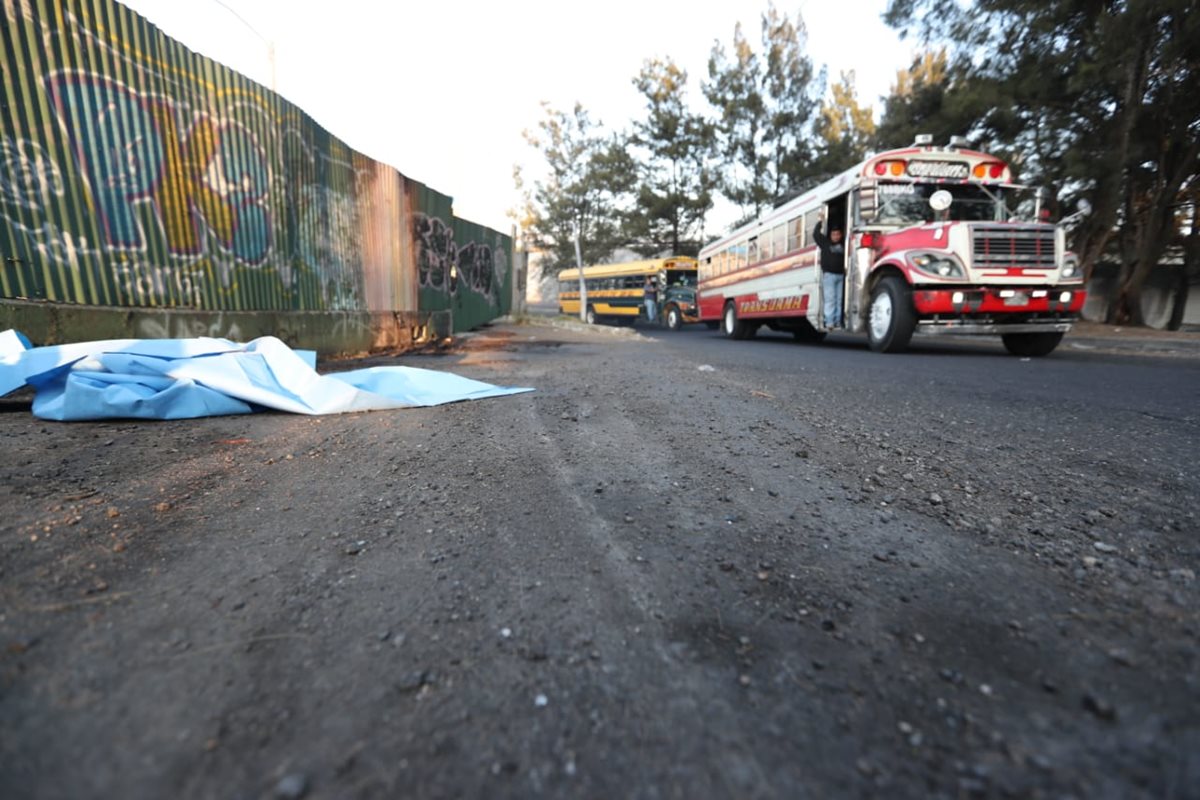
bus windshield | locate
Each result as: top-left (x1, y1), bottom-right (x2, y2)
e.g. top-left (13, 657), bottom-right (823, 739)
top-left (872, 183), bottom-right (1007, 224)
top-left (664, 269), bottom-right (697, 288)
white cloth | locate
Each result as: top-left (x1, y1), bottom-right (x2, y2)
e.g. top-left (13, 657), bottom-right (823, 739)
top-left (0, 330), bottom-right (533, 421)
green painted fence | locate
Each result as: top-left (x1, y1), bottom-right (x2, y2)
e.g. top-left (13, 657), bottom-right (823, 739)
top-left (1, 0), bottom-right (511, 340)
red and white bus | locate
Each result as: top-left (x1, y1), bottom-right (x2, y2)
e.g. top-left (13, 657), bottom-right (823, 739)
top-left (697, 135), bottom-right (1087, 356)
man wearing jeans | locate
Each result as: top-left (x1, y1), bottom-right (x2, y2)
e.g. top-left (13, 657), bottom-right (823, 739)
top-left (813, 214), bottom-right (845, 328)
top-left (643, 277), bottom-right (658, 323)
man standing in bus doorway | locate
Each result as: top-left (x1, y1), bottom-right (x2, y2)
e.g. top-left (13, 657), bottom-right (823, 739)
top-left (643, 276), bottom-right (658, 323)
top-left (813, 211), bottom-right (846, 328)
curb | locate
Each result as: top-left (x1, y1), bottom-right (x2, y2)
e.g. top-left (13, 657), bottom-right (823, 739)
top-left (507, 314), bottom-right (648, 338)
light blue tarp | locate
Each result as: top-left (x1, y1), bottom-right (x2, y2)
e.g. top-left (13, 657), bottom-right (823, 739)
top-left (0, 330), bottom-right (533, 421)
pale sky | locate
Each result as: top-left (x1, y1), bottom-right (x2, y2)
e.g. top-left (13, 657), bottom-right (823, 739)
top-left (119, 0), bottom-right (917, 235)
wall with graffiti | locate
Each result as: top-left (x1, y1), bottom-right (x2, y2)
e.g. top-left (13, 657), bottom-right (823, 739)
top-left (1, 0), bottom-right (510, 335)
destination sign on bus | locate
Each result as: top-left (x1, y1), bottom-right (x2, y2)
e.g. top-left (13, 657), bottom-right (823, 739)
top-left (906, 160), bottom-right (970, 179)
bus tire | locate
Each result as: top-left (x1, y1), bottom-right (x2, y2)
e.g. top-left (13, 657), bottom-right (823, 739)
top-left (665, 305), bottom-right (683, 331)
top-left (1001, 331), bottom-right (1063, 357)
top-left (867, 277), bottom-right (916, 353)
top-left (722, 302), bottom-right (751, 340)
top-left (585, 306), bottom-right (597, 325)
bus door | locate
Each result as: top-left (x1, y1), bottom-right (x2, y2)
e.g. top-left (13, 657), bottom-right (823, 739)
top-left (846, 190), bottom-right (871, 333)
top-left (820, 194), bottom-right (850, 329)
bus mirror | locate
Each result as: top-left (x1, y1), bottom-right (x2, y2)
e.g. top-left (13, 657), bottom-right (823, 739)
top-left (1076, 198), bottom-right (1092, 216)
top-left (929, 190), bottom-right (953, 212)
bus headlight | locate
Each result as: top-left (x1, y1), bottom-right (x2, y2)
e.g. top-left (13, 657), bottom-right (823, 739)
top-left (911, 253), bottom-right (965, 278)
top-left (1061, 258), bottom-right (1079, 279)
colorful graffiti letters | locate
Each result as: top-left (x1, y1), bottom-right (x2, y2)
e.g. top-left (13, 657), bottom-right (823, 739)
top-left (46, 72), bottom-right (271, 264)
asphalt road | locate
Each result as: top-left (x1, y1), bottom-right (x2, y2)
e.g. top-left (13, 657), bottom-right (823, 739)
top-left (2, 319), bottom-right (1198, 799)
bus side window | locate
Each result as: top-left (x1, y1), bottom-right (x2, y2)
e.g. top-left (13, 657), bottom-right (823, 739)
top-left (773, 224), bottom-right (786, 257)
top-left (788, 217), bottom-right (803, 251)
top-left (804, 209), bottom-right (821, 242)
top-left (748, 238), bottom-right (758, 264)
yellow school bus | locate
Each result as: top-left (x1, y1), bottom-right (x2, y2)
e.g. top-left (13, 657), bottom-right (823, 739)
top-left (557, 257), bottom-right (699, 329)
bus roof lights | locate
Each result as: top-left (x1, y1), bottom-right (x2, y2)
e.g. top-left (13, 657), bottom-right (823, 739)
top-left (890, 161), bottom-right (906, 176)
top-left (972, 162), bottom-right (1008, 180)
top-left (914, 134), bottom-right (934, 146)
top-left (948, 135), bottom-right (970, 148)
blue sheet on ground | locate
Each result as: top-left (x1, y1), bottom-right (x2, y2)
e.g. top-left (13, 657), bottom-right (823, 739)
top-left (0, 330), bottom-right (533, 420)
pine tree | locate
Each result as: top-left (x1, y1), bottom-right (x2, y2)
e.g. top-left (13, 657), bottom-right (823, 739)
top-left (626, 58), bottom-right (717, 256)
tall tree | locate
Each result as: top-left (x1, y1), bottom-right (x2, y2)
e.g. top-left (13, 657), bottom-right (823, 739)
top-left (516, 103), bottom-right (634, 274)
top-left (761, 5), bottom-right (820, 194)
top-left (703, 22), bottom-right (766, 218)
top-left (885, 0), bottom-right (1200, 325)
top-left (626, 58), bottom-right (717, 256)
top-left (703, 4), bottom-right (818, 220)
top-left (805, 71), bottom-right (877, 185)
top-left (873, 50), bottom-right (967, 149)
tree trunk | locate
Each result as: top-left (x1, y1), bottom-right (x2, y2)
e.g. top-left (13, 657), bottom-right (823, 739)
top-left (1080, 26), bottom-right (1151, 290)
top-left (1108, 191), bottom-right (1176, 326)
top-left (1106, 128), bottom-right (1200, 326)
top-left (1166, 269), bottom-right (1189, 331)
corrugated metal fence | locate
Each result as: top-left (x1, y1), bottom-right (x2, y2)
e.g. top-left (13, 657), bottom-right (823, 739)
top-left (1, 0), bottom-right (510, 336)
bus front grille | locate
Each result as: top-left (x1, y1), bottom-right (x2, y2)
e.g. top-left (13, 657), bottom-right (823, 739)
top-left (972, 225), bottom-right (1057, 269)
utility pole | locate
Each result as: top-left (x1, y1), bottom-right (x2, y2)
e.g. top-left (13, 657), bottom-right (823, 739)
top-left (574, 227), bottom-right (587, 323)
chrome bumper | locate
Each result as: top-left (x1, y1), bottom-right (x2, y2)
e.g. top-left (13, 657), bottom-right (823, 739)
top-left (915, 320), bottom-right (1075, 336)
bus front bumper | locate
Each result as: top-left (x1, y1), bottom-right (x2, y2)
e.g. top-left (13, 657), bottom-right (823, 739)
top-left (912, 286), bottom-right (1086, 316)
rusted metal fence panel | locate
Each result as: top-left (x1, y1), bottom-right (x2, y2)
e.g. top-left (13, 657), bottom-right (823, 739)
top-left (1, 0), bottom-right (511, 333)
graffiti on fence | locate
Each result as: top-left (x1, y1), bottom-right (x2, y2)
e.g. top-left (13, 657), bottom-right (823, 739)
top-left (2, 0), bottom-right (511, 328)
top-left (414, 213), bottom-right (504, 304)
top-left (0, 138), bottom-right (64, 210)
top-left (45, 72), bottom-right (272, 265)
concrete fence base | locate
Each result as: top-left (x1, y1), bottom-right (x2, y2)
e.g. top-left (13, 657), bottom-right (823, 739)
top-left (1, 299), bottom-right (438, 356)
top-left (1083, 264), bottom-right (1196, 329)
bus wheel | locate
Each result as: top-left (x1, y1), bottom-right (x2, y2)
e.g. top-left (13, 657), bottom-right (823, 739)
top-left (722, 302), bottom-right (751, 340)
top-left (1001, 331), bottom-right (1063, 357)
top-left (585, 306), bottom-right (597, 325)
top-left (665, 305), bottom-right (683, 331)
top-left (867, 277), bottom-right (916, 353)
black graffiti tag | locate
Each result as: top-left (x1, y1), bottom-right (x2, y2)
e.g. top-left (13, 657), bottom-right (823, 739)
top-left (414, 214), bottom-right (498, 301)
top-left (415, 215), bottom-right (457, 290)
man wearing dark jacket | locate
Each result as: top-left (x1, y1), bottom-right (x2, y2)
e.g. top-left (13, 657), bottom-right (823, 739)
top-left (813, 214), bottom-right (845, 328)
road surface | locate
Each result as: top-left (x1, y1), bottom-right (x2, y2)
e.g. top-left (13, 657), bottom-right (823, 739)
top-left (2, 320), bottom-right (1197, 798)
